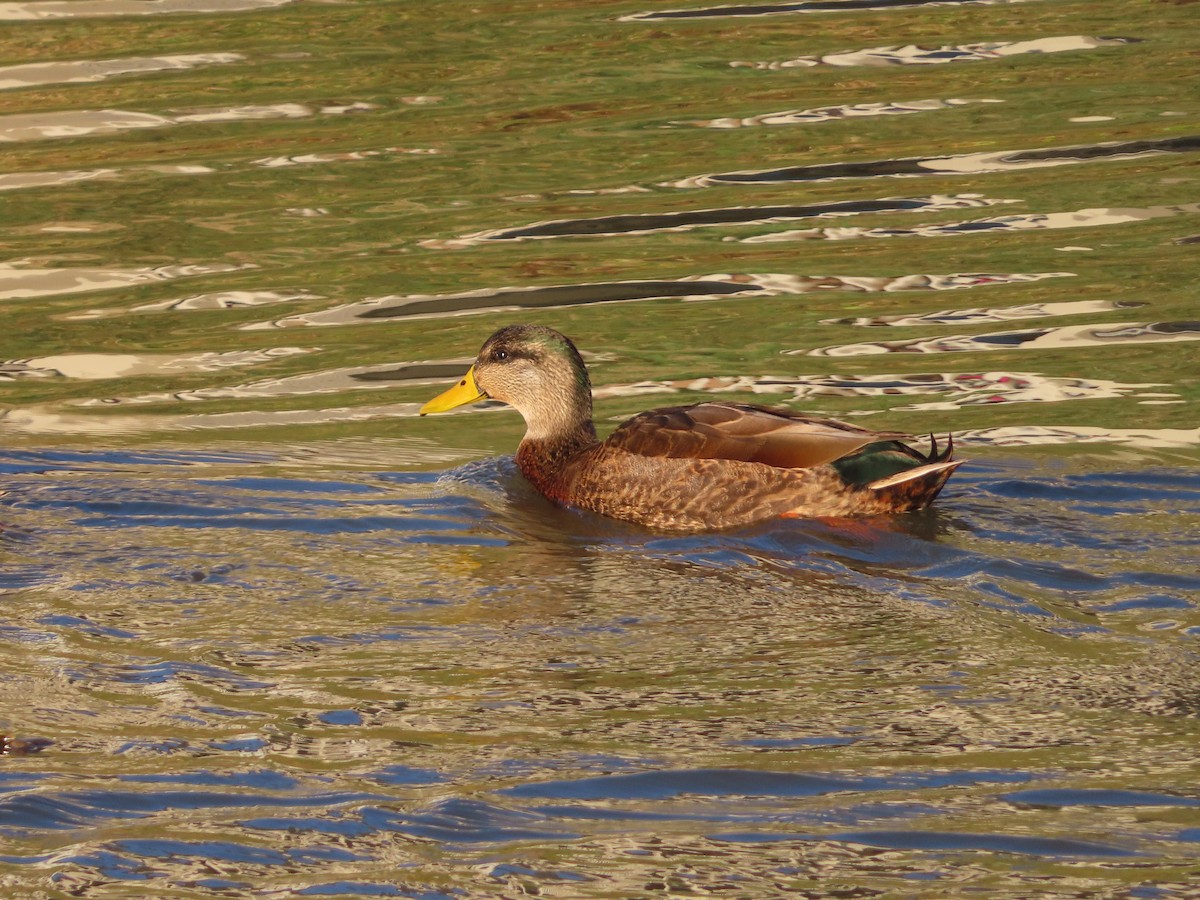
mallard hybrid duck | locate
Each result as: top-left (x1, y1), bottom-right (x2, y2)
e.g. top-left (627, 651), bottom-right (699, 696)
top-left (421, 325), bottom-right (962, 532)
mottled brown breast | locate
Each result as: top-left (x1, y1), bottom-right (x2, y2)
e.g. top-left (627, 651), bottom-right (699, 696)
top-left (564, 445), bottom-right (842, 531)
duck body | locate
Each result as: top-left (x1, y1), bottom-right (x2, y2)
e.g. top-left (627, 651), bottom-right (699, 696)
top-left (422, 325), bottom-right (962, 533)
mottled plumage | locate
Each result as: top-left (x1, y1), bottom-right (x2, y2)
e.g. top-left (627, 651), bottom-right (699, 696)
top-left (421, 325), bottom-right (962, 532)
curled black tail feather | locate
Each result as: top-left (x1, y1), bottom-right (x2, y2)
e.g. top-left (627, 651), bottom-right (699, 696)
top-left (863, 433), bottom-right (963, 510)
top-left (832, 432), bottom-right (958, 488)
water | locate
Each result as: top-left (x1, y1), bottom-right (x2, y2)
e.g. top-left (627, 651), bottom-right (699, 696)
top-left (2, 0), bottom-right (1200, 896)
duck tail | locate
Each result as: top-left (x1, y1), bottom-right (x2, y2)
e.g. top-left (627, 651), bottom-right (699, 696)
top-left (865, 453), bottom-right (964, 511)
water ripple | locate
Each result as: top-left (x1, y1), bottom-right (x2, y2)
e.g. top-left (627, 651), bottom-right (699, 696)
top-left (683, 96), bottom-right (1002, 128)
top-left (0, 52), bottom-right (243, 90)
top-left (425, 194), bottom-right (1005, 246)
top-left (622, 0), bottom-right (1033, 21)
top-left (0, 0), bottom-right (297, 20)
top-left (245, 271), bottom-right (1065, 329)
top-left (668, 134), bottom-right (1200, 188)
top-left (731, 35), bottom-right (1136, 69)
top-left (802, 321), bottom-right (1200, 356)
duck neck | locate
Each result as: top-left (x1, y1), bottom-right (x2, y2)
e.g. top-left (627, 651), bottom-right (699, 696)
top-left (515, 417), bottom-right (597, 502)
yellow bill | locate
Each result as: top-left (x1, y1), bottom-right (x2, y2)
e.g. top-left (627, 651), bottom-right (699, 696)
top-left (420, 366), bottom-right (486, 415)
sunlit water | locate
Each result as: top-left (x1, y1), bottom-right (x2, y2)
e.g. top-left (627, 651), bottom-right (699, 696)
top-left (2, 0), bottom-right (1200, 895)
top-left (3, 448), bottom-right (1200, 896)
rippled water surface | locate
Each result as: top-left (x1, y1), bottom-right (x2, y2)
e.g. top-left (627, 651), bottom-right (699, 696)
top-left (3, 0), bottom-right (1200, 896)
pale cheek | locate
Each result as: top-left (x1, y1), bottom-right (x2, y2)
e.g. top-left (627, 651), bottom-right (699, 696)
top-left (513, 368), bottom-right (547, 393)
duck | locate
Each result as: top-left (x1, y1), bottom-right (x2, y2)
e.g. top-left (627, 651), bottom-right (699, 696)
top-left (420, 325), bottom-right (962, 532)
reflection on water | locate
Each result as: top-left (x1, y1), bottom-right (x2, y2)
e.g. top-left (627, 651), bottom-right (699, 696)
top-left (1, 347), bottom-right (309, 381)
top-left (0, 101), bottom-right (375, 143)
top-left (592, 370), bottom-right (1173, 410)
top-left (63, 291), bottom-right (325, 321)
top-left (622, 0), bottom-right (1029, 21)
top-left (74, 358), bottom-right (475, 405)
top-left (426, 194), bottom-right (1007, 246)
top-left (0, 261), bottom-right (254, 300)
top-left (0, 0), bottom-right (295, 19)
top-left (3, 0), bottom-right (1200, 894)
top-left (740, 202), bottom-right (1200, 243)
top-left (3, 448), bottom-right (1199, 896)
top-left (821, 298), bottom-right (1145, 327)
top-left (670, 134), bottom-right (1200, 187)
top-left (962, 424), bottom-right (1200, 447)
top-left (0, 145), bottom-right (434, 194)
top-left (0, 401), bottom-right (436, 434)
top-left (804, 321), bottom-right (1200, 356)
top-left (77, 359), bottom-right (1161, 412)
top-left (0, 168), bottom-right (119, 192)
top-left (246, 271), bottom-right (1067, 328)
top-left (250, 146), bottom-right (439, 168)
top-left (0, 53), bottom-right (243, 90)
top-left (731, 35), bottom-right (1135, 70)
top-left (682, 97), bottom-right (1002, 129)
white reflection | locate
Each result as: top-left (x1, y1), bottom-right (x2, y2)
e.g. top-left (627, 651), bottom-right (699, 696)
top-left (0, 169), bottom-right (118, 191)
top-left (0, 53), bottom-right (243, 90)
top-left (250, 147), bottom-right (438, 168)
top-left (0, 0), bottom-right (295, 20)
top-left (591, 371), bottom-right (1171, 410)
top-left (821, 299), bottom-right (1142, 327)
top-left (961, 426), bottom-right (1200, 449)
top-left (0, 261), bottom-right (255, 300)
top-left (803, 322), bottom-right (1200, 357)
top-left (65, 290), bottom-right (323, 320)
top-left (425, 194), bottom-right (1011, 248)
top-left (667, 135), bottom-right (1191, 189)
top-left (740, 203), bottom-right (1200, 243)
top-left (685, 98), bottom-right (1002, 129)
top-left (1, 348), bottom-right (310, 380)
top-left (2, 145), bottom-right (414, 195)
top-left (0, 102), bottom-right (374, 142)
top-left (733, 36), bottom-right (1131, 70)
top-left (72, 357), bottom-right (475, 405)
top-left (0, 401), bottom-right (428, 435)
top-left (133, 290), bottom-right (323, 312)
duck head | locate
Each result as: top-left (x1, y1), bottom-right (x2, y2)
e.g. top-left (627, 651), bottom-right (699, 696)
top-left (420, 325), bottom-right (595, 441)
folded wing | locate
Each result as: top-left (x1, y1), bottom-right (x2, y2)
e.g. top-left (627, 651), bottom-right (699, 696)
top-left (604, 402), bottom-right (910, 470)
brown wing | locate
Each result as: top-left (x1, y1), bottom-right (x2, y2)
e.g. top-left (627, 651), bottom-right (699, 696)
top-left (603, 402), bottom-right (909, 470)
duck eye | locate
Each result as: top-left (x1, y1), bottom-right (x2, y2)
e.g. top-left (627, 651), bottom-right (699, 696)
top-left (494, 349), bottom-right (509, 361)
